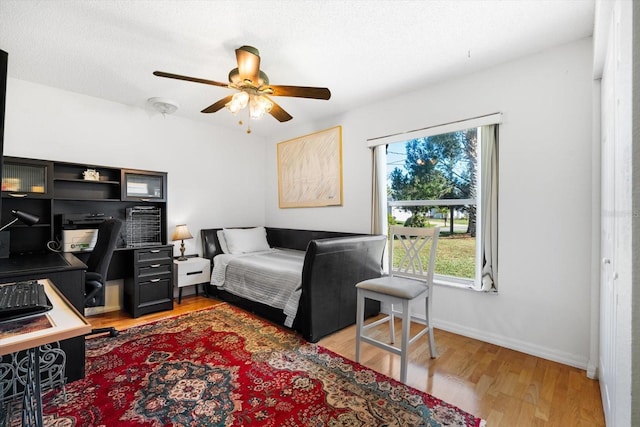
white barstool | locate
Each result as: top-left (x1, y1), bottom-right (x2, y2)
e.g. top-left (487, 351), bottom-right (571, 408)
top-left (355, 225), bottom-right (439, 383)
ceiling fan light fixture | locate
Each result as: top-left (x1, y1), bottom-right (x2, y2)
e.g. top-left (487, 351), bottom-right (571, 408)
top-left (226, 91), bottom-right (249, 114)
top-left (249, 95), bottom-right (273, 120)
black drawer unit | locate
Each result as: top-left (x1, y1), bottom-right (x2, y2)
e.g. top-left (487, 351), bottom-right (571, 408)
top-left (124, 245), bottom-right (174, 317)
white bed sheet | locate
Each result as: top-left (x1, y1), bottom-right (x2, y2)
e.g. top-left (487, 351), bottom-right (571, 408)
top-left (210, 248), bottom-right (305, 327)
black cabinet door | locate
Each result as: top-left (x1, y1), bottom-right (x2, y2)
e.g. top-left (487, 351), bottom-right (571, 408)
top-left (121, 169), bottom-right (167, 202)
top-left (1, 157), bottom-right (54, 198)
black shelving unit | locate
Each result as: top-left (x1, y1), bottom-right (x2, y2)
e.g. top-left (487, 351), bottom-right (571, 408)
top-left (1, 157), bottom-right (173, 317)
top-left (1, 156), bottom-right (168, 255)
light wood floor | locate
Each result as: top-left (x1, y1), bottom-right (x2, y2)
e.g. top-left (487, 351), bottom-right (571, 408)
top-left (87, 295), bottom-right (605, 427)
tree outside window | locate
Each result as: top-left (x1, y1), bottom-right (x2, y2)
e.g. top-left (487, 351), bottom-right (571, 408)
top-left (387, 128), bottom-right (478, 282)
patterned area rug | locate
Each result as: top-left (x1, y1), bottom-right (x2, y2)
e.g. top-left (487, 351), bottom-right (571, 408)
top-left (38, 304), bottom-right (484, 426)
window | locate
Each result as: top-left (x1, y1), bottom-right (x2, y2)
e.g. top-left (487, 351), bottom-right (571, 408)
top-left (370, 116), bottom-right (499, 291)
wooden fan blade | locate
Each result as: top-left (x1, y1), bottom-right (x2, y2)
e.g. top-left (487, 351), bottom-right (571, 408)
top-left (267, 97), bottom-right (293, 122)
top-left (201, 95), bottom-right (233, 113)
top-left (264, 85), bottom-right (331, 100)
top-left (235, 46), bottom-right (261, 85)
top-left (153, 71), bottom-right (229, 88)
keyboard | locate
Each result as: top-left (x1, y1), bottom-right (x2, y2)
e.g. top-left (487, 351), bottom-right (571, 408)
top-left (0, 280), bottom-right (53, 323)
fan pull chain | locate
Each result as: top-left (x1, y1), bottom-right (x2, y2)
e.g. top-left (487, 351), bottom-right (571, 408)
top-left (243, 106), bottom-right (251, 133)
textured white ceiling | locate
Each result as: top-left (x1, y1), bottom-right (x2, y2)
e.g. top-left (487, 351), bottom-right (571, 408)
top-left (0, 0), bottom-right (595, 137)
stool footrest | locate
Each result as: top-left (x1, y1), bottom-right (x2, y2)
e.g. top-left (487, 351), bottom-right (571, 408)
top-left (409, 325), bottom-right (430, 345)
top-left (361, 322), bottom-right (430, 349)
top-left (360, 335), bottom-right (402, 356)
top-left (362, 315), bottom-right (392, 331)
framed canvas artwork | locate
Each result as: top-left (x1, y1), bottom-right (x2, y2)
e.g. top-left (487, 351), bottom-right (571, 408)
top-left (277, 126), bottom-right (343, 208)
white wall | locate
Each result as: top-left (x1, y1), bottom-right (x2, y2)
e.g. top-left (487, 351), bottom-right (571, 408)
top-left (266, 38), bottom-right (595, 369)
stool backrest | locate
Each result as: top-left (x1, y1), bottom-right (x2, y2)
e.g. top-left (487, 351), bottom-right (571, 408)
top-left (388, 226), bottom-right (440, 283)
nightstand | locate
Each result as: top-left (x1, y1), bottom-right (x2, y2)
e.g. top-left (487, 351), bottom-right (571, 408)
top-left (173, 256), bottom-right (211, 303)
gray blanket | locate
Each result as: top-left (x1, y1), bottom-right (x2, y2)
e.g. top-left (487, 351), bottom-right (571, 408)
top-left (210, 249), bottom-right (305, 327)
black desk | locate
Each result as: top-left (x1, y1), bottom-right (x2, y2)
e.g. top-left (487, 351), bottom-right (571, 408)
top-left (0, 252), bottom-right (87, 382)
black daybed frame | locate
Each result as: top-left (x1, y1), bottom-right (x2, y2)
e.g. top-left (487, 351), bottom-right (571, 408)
top-left (201, 227), bottom-right (386, 342)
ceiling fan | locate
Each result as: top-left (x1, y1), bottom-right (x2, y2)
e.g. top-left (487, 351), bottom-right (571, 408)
top-left (153, 45), bottom-right (331, 132)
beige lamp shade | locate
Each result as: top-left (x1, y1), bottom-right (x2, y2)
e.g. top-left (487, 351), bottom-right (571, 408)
top-left (172, 224), bottom-right (193, 261)
top-left (172, 224), bottom-right (193, 241)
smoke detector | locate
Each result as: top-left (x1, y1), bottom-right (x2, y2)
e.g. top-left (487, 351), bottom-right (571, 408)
top-left (147, 97), bottom-right (179, 115)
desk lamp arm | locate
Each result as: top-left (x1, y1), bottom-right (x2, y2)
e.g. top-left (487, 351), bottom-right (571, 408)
top-left (0, 210), bottom-right (40, 232)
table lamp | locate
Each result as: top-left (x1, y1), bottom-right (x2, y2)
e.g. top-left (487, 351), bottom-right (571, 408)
top-left (0, 209), bottom-right (40, 258)
top-left (171, 224), bottom-right (193, 261)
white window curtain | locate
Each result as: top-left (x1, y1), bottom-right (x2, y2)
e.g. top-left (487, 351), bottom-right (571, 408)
top-left (371, 145), bottom-right (388, 235)
top-left (480, 125), bottom-right (498, 291)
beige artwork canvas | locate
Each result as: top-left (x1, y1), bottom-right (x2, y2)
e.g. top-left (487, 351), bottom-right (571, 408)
top-left (277, 126), bottom-right (343, 208)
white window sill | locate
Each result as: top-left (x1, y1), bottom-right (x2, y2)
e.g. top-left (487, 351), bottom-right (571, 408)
top-left (433, 276), bottom-right (497, 293)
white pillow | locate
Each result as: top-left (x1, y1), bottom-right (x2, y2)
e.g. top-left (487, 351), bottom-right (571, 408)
top-left (223, 227), bottom-right (270, 254)
top-left (217, 230), bottom-right (230, 253)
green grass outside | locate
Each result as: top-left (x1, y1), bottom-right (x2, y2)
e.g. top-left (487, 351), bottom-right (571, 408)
top-left (391, 233), bottom-right (475, 279)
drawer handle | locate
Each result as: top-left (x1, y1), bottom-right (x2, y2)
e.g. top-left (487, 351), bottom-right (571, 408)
top-left (186, 271), bottom-right (203, 276)
top-left (8, 193), bottom-right (27, 198)
top-left (150, 250), bottom-right (161, 253)
top-left (139, 198), bottom-right (150, 202)
top-left (150, 264), bottom-right (161, 268)
top-left (150, 278), bottom-right (160, 283)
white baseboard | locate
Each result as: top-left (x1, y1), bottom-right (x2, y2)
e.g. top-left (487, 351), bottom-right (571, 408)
top-left (433, 318), bottom-right (589, 370)
top-left (379, 304), bottom-right (589, 370)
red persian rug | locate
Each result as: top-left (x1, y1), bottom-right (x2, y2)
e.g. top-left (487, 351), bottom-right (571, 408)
top-left (36, 304), bottom-right (484, 426)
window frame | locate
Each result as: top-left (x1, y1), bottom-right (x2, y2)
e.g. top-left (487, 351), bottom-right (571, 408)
top-left (368, 114), bottom-right (501, 291)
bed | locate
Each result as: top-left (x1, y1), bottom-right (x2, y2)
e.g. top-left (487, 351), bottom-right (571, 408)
top-left (201, 226), bottom-right (386, 342)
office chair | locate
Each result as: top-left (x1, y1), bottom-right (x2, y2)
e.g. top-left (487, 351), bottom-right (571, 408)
top-left (84, 218), bottom-right (123, 337)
